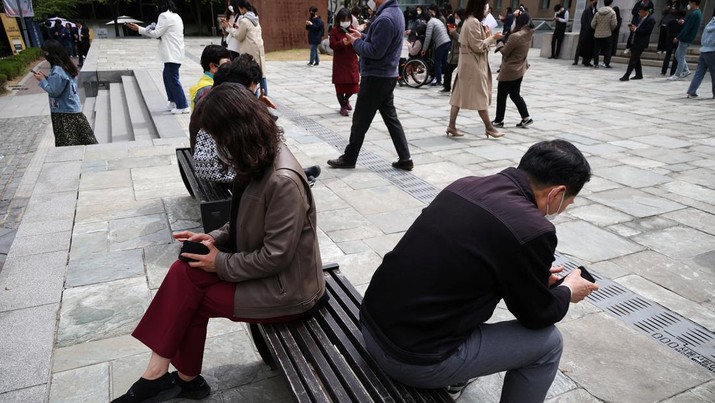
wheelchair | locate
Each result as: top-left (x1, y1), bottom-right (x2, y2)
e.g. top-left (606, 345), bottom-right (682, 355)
top-left (399, 55), bottom-right (435, 88)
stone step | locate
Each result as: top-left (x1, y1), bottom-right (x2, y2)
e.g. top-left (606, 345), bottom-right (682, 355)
top-left (108, 83), bottom-right (133, 143)
top-left (615, 42), bottom-right (701, 56)
top-left (133, 69), bottom-right (186, 139)
top-left (82, 96), bottom-right (96, 131)
top-left (121, 75), bottom-right (158, 142)
top-left (93, 89), bottom-right (111, 144)
top-left (610, 55), bottom-right (696, 69)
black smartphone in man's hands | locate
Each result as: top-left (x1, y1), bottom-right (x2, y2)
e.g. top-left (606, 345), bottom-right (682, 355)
top-left (179, 240), bottom-right (210, 262)
top-left (551, 266), bottom-right (596, 288)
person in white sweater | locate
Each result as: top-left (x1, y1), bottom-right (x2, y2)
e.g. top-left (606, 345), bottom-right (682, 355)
top-left (127, 0), bottom-right (189, 114)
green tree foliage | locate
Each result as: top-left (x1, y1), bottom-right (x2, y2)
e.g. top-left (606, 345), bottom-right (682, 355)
top-left (32, 0), bottom-right (78, 19)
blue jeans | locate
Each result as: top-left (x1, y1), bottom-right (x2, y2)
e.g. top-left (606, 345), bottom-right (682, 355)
top-left (673, 41), bottom-right (691, 77)
top-left (433, 42), bottom-right (451, 85)
top-left (309, 44), bottom-right (319, 65)
top-left (162, 62), bottom-right (188, 109)
top-left (687, 52), bottom-right (715, 97)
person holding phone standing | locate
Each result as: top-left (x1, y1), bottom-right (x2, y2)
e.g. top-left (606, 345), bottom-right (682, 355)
top-left (127, 0), bottom-right (189, 114)
top-left (34, 40), bottom-right (97, 147)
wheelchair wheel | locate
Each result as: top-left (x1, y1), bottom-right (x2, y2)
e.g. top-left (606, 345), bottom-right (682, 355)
top-left (402, 58), bottom-right (429, 88)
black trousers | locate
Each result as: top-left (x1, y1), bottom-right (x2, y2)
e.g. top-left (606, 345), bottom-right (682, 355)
top-left (494, 77), bottom-right (529, 123)
top-left (343, 76), bottom-right (411, 163)
top-left (624, 45), bottom-right (645, 78)
top-left (593, 36), bottom-right (612, 66)
top-left (551, 26), bottom-right (566, 58)
top-left (661, 42), bottom-right (679, 75)
top-left (657, 25), bottom-right (668, 52)
top-left (443, 63), bottom-right (457, 91)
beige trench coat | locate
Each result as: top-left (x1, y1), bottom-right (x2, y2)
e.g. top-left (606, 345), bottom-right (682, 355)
top-left (236, 17), bottom-right (267, 78)
top-left (450, 16), bottom-right (495, 111)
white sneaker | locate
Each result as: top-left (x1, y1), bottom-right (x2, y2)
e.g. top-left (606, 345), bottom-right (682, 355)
top-left (667, 75), bottom-right (680, 81)
top-left (445, 378), bottom-right (478, 400)
top-left (171, 107), bottom-right (190, 114)
top-left (623, 49), bottom-right (630, 55)
top-left (682, 70), bottom-right (691, 78)
top-left (167, 101), bottom-right (176, 111)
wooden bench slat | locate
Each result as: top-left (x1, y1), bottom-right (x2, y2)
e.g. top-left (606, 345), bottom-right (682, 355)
top-left (269, 323), bottom-right (332, 403)
top-left (292, 321), bottom-right (358, 402)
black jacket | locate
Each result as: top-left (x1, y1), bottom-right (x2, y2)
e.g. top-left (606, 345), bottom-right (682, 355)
top-left (632, 14), bottom-right (656, 49)
top-left (361, 168), bottom-right (571, 365)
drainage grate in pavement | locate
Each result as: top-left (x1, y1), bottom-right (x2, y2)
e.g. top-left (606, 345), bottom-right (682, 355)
top-left (278, 105), bottom-right (440, 204)
top-left (554, 252), bottom-right (715, 374)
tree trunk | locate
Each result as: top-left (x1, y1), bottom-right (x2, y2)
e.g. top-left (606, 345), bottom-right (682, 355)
top-left (193, 0), bottom-right (203, 35)
top-left (113, 2), bottom-right (120, 37)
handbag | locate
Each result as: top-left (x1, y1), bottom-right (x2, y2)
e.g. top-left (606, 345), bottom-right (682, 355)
top-left (193, 129), bottom-right (236, 183)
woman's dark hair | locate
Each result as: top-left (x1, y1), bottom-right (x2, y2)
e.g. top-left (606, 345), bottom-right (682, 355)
top-left (156, 0), bottom-right (178, 13)
top-left (196, 83), bottom-right (282, 181)
top-left (517, 140), bottom-right (591, 197)
top-left (553, 4), bottom-right (562, 12)
top-left (214, 53), bottom-right (261, 87)
top-left (514, 11), bottom-right (532, 31)
top-left (454, 8), bottom-right (466, 25)
top-left (309, 5), bottom-right (318, 13)
top-left (466, 0), bottom-right (490, 20)
top-left (237, 0), bottom-right (257, 15)
top-left (42, 39), bottom-right (79, 77)
top-left (336, 7), bottom-right (351, 23)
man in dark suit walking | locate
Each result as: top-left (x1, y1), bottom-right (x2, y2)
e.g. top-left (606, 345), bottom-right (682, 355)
top-left (573, 0), bottom-right (598, 66)
top-left (620, 5), bottom-right (656, 80)
top-left (75, 21), bottom-right (91, 68)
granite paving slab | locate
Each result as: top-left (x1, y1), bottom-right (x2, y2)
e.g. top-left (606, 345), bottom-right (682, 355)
top-left (66, 249), bottom-right (144, 287)
top-left (9, 230), bottom-right (72, 258)
top-left (585, 187), bottom-right (685, 218)
top-left (559, 313), bottom-right (712, 403)
top-left (334, 186), bottom-right (424, 216)
top-left (44, 145), bottom-right (85, 163)
top-left (595, 165), bottom-right (671, 188)
top-left (131, 164), bottom-right (186, 200)
top-left (52, 334), bottom-right (146, 373)
top-left (75, 198), bottom-right (165, 224)
top-left (144, 243), bottom-right (181, 289)
top-left (78, 169), bottom-right (132, 191)
top-left (14, 218), bottom-right (73, 238)
top-left (21, 191), bottom-right (77, 223)
top-left (49, 363), bottom-right (109, 403)
top-left (0, 250), bottom-right (67, 311)
top-left (0, 384), bottom-right (48, 403)
top-left (163, 196), bottom-right (201, 232)
top-left (220, 376), bottom-right (293, 402)
top-left (554, 221), bottom-right (645, 262)
top-left (565, 204), bottom-right (633, 227)
top-left (0, 304), bottom-right (57, 394)
top-left (32, 160), bottom-right (82, 195)
top-left (663, 380), bottom-right (715, 402)
top-left (633, 226), bottom-right (715, 262)
top-left (56, 277), bottom-right (151, 348)
top-left (108, 213), bottom-right (172, 251)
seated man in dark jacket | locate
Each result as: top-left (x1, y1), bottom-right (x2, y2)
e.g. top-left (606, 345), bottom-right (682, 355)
top-left (360, 140), bottom-right (597, 401)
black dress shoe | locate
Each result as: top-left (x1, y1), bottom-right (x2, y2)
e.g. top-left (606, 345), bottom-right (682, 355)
top-left (583, 63), bottom-right (593, 67)
top-left (631, 75), bottom-right (643, 80)
top-left (303, 165), bottom-right (321, 179)
top-left (112, 373), bottom-right (180, 403)
top-left (392, 159), bottom-right (414, 171)
top-left (619, 76), bottom-right (629, 81)
top-left (327, 156), bottom-right (356, 169)
top-left (572, 62), bottom-right (578, 65)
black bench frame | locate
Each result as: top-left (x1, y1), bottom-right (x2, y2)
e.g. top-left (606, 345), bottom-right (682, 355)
top-left (249, 264), bottom-right (454, 403)
top-left (176, 147), bottom-right (232, 233)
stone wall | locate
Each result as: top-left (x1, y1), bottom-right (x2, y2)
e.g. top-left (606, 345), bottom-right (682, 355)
top-left (255, 0), bottom-right (318, 52)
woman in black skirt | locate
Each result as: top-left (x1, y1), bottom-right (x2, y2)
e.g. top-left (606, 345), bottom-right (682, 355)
top-left (33, 39), bottom-right (97, 147)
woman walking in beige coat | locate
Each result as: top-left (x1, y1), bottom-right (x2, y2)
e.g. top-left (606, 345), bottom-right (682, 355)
top-left (224, 0), bottom-right (268, 94)
top-left (446, 0), bottom-right (503, 138)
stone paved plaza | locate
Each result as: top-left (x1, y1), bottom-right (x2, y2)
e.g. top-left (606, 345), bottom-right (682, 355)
top-left (0, 37), bottom-right (713, 402)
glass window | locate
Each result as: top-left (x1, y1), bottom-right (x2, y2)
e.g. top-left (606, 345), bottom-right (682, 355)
top-left (541, 0), bottom-right (551, 9)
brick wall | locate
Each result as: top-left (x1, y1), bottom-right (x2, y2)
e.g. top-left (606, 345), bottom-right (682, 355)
top-left (254, 0), bottom-right (319, 52)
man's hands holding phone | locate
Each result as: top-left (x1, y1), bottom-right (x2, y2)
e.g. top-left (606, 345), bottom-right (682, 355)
top-left (32, 69), bottom-right (45, 81)
top-left (550, 265), bottom-right (599, 303)
top-left (173, 231), bottom-right (219, 272)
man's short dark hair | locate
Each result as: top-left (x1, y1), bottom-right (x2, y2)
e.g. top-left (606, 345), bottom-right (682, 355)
top-left (214, 53), bottom-right (262, 87)
top-left (604, 0), bottom-right (613, 6)
top-left (309, 5), bottom-right (318, 13)
top-left (690, 0), bottom-right (701, 6)
top-left (553, 4), bottom-right (562, 12)
top-left (517, 140), bottom-right (591, 197)
top-left (200, 44), bottom-right (231, 72)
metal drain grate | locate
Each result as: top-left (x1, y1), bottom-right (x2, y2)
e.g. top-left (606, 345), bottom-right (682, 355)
top-left (554, 253), bottom-right (715, 374)
top-left (278, 105), bottom-right (440, 204)
top-left (279, 104), bottom-right (715, 374)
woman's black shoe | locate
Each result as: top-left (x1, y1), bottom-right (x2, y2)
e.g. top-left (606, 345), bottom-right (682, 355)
top-left (111, 373), bottom-right (180, 403)
top-left (172, 372), bottom-right (211, 400)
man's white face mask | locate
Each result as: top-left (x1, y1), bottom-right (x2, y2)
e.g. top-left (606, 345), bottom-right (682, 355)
top-left (545, 188), bottom-right (566, 221)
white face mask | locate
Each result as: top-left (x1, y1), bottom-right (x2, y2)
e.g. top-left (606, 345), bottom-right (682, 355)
top-left (228, 5), bottom-right (234, 13)
top-left (545, 188), bottom-right (566, 221)
top-left (687, 4), bottom-right (691, 9)
top-left (454, 18), bottom-right (461, 25)
top-left (340, 21), bottom-right (350, 28)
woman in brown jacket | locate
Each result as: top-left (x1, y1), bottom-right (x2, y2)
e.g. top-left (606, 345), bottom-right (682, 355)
top-left (493, 10), bottom-right (534, 128)
top-left (113, 83), bottom-right (325, 403)
top-left (446, 0), bottom-right (504, 138)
